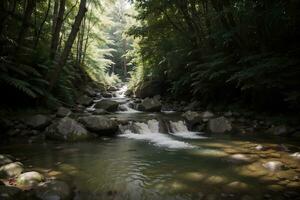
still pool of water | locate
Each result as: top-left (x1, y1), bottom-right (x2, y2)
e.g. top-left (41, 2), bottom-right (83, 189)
top-left (1, 135), bottom-right (300, 200)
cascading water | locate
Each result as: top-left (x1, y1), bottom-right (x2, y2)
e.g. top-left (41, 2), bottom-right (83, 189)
top-left (118, 102), bottom-right (141, 113)
top-left (116, 85), bottom-right (128, 98)
top-left (169, 121), bottom-right (207, 139)
top-left (120, 119), bottom-right (194, 149)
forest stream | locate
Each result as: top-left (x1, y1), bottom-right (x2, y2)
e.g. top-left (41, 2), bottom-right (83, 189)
top-left (1, 85), bottom-right (300, 200)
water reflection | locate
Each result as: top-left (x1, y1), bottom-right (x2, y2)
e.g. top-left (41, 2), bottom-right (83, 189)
top-left (1, 135), bottom-right (300, 200)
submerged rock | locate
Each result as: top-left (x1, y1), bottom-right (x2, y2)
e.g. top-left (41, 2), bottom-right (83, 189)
top-left (139, 97), bottom-right (162, 112)
top-left (262, 161), bottom-right (284, 172)
top-left (46, 117), bottom-right (90, 141)
top-left (255, 145), bottom-right (267, 151)
top-left (208, 117), bottom-right (232, 133)
top-left (16, 171), bottom-right (44, 189)
top-left (291, 152), bottom-right (300, 160)
top-left (23, 114), bottom-right (51, 130)
top-left (35, 180), bottom-right (71, 200)
top-left (94, 100), bottom-right (119, 112)
top-left (224, 181), bottom-right (248, 193)
top-left (227, 154), bottom-right (252, 164)
top-left (79, 116), bottom-right (118, 135)
top-left (0, 162), bottom-right (23, 179)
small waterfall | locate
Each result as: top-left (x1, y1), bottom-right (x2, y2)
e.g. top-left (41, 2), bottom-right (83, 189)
top-left (148, 119), bottom-right (159, 133)
top-left (118, 102), bottom-right (141, 113)
top-left (120, 119), bottom-right (194, 149)
top-left (170, 121), bottom-right (189, 132)
top-left (169, 121), bottom-right (207, 139)
top-left (116, 85), bottom-right (128, 98)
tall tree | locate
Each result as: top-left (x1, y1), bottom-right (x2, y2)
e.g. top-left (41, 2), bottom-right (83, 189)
top-left (48, 0), bottom-right (87, 91)
top-left (15, 0), bottom-right (36, 57)
top-left (50, 0), bottom-right (66, 59)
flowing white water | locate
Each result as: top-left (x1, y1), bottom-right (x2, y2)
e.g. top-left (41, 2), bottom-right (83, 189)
top-left (116, 85), bottom-right (128, 98)
top-left (117, 102), bottom-right (141, 113)
top-left (169, 121), bottom-right (207, 139)
top-left (115, 85), bottom-right (141, 113)
top-left (120, 119), bottom-right (194, 149)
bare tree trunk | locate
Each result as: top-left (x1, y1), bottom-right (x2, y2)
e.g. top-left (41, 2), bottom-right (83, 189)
top-left (51, 0), bottom-right (59, 40)
top-left (50, 0), bottom-right (66, 59)
top-left (48, 0), bottom-right (87, 91)
top-left (15, 0), bottom-right (36, 57)
top-left (77, 16), bottom-right (85, 65)
top-left (34, 0), bottom-right (51, 48)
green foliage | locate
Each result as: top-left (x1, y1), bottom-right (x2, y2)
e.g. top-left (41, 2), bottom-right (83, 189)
top-left (0, 0), bottom-right (127, 108)
top-left (128, 0), bottom-right (300, 111)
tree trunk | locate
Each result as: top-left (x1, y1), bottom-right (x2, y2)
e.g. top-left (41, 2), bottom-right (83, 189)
top-left (50, 0), bottom-right (66, 59)
top-left (48, 0), bottom-right (87, 91)
top-left (34, 0), bottom-right (51, 48)
top-left (15, 0), bottom-right (36, 58)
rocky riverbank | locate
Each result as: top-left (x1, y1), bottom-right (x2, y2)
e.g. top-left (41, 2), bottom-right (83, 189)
top-left (1, 84), bottom-right (300, 200)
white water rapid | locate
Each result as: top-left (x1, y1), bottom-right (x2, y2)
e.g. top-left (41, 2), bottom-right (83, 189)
top-left (169, 121), bottom-right (207, 139)
top-left (120, 119), bottom-right (194, 149)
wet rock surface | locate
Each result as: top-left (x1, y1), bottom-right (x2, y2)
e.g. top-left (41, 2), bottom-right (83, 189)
top-left (16, 171), bottom-right (44, 189)
top-left (0, 162), bottom-right (24, 179)
top-left (45, 117), bottom-right (90, 141)
top-left (79, 116), bottom-right (118, 135)
top-left (22, 115), bottom-right (51, 130)
top-left (208, 117), bottom-right (232, 133)
top-left (1, 84), bottom-right (300, 200)
top-left (94, 99), bottom-right (120, 112)
top-left (138, 97), bottom-right (162, 112)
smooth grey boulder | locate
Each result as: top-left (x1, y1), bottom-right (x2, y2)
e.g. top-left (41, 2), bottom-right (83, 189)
top-left (208, 117), bottom-right (232, 133)
top-left (56, 107), bottom-right (72, 118)
top-left (23, 114), bottom-right (51, 130)
top-left (16, 171), bottom-right (44, 189)
top-left (77, 95), bottom-right (93, 106)
top-left (94, 100), bottom-right (119, 112)
top-left (79, 116), bottom-right (118, 135)
top-left (35, 180), bottom-right (71, 200)
top-left (46, 117), bottom-right (90, 141)
top-left (0, 162), bottom-right (23, 179)
top-left (139, 98), bottom-right (161, 112)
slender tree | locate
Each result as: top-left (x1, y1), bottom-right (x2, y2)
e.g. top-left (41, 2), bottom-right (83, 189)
top-left (48, 0), bottom-right (87, 91)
